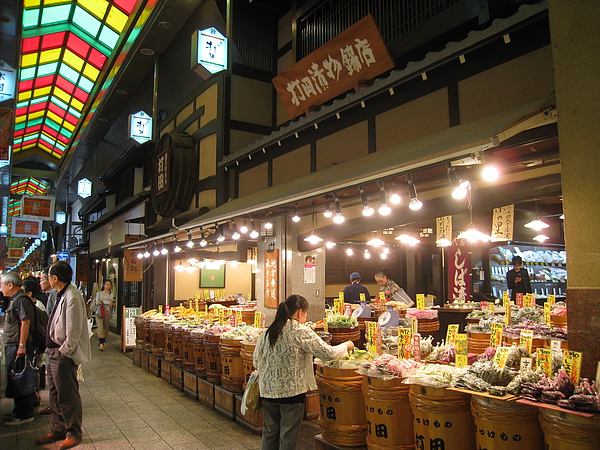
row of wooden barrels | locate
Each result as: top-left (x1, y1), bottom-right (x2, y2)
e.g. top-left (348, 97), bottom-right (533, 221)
top-left (316, 365), bottom-right (600, 449)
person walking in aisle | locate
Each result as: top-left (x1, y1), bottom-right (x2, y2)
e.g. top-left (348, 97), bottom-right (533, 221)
top-left (342, 272), bottom-right (371, 303)
top-left (35, 262), bottom-right (91, 449)
top-left (2, 271), bottom-right (37, 425)
top-left (92, 279), bottom-right (114, 351)
top-left (253, 294), bottom-right (354, 450)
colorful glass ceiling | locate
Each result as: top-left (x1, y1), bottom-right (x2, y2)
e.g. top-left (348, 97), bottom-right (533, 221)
top-left (10, 177), bottom-right (50, 196)
top-left (13, 0), bottom-right (140, 161)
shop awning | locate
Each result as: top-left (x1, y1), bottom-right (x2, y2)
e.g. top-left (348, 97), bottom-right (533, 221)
top-left (178, 97), bottom-right (556, 232)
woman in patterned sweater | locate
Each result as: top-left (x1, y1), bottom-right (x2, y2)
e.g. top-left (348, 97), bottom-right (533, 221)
top-left (253, 294), bottom-right (354, 449)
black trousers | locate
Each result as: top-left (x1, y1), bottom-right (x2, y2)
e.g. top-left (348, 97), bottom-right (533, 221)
top-left (47, 348), bottom-right (83, 438)
top-left (5, 344), bottom-right (37, 419)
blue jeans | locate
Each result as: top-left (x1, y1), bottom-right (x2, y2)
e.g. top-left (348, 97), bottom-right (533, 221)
top-left (261, 400), bottom-right (305, 450)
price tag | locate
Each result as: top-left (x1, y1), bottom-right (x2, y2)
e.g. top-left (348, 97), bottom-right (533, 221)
top-left (367, 322), bottom-right (378, 354)
top-left (455, 333), bottom-right (467, 355)
top-left (520, 357), bottom-right (533, 371)
top-left (502, 291), bottom-right (510, 303)
top-left (550, 340), bottom-right (562, 351)
top-left (519, 329), bottom-right (533, 353)
top-left (236, 310), bottom-right (243, 325)
top-left (456, 354), bottom-right (468, 368)
top-left (411, 318), bottom-right (418, 337)
top-left (221, 289), bottom-right (226, 298)
top-left (195, 291), bottom-right (202, 300)
top-left (334, 298), bottom-right (344, 315)
top-left (504, 296), bottom-right (511, 326)
top-left (165, 305), bottom-right (171, 316)
top-left (490, 322), bottom-right (504, 347)
top-left (446, 324), bottom-right (459, 345)
top-left (375, 324), bottom-right (382, 355)
top-left (359, 293), bottom-right (366, 302)
top-left (254, 311), bottom-right (262, 328)
top-left (229, 314), bottom-right (236, 327)
top-left (398, 328), bottom-right (412, 359)
top-left (158, 305), bottom-right (163, 314)
top-left (413, 334), bottom-right (422, 361)
top-left (548, 294), bottom-right (556, 305)
top-left (416, 294), bottom-right (425, 310)
top-left (544, 302), bottom-right (551, 326)
top-left (494, 347), bottom-right (511, 368)
top-left (204, 303), bottom-right (208, 313)
top-left (323, 318), bottom-right (329, 333)
top-left (194, 298), bottom-right (198, 311)
top-left (516, 293), bottom-right (524, 308)
top-left (489, 303), bottom-right (495, 313)
top-left (325, 309), bottom-right (333, 317)
top-left (537, 348), bottom-right (553, 377)
top-left (339, 292), bottom-right (344, 301)
top-left (208, 312), bottom-right (214, 323)
top-left (218, 308), bottom-right (225, 325)
top-left (379, 292), bottom-right (386, 302)
top-left (563, 350), bottom-right (582, 384)
top-left (203, 289), bottom-right (209, 299)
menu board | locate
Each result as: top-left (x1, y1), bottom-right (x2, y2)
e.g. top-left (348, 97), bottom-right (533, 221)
top-left (122, 307), bottom-right (141, 351)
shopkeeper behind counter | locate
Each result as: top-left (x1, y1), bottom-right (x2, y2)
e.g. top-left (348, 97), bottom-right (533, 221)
top-left (506, 255), bottom-right (532, 303)
top-left (342, 272), bottom-right (371, 304)
top-left (374, 267), bottom-right (400, 300)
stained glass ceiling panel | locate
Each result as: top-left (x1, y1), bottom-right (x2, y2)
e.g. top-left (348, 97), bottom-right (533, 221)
top-left (10, 177), bottom-right (50, 196)
top-left (13, 0), bottom-right (141, 161)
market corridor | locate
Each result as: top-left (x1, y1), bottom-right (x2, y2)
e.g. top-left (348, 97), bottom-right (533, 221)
top-left (1, 334), bottom-right (321, 450)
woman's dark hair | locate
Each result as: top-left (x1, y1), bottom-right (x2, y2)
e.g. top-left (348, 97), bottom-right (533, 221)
top-left (379, 267), bottom-right (392, 279)
top-left (266, 294), bottom-right (309, 346)
top-left (23, 278), bottom-right (40, 297)
top-left (103, 279), bottom-right (113, 291)
top-left (49, 261), bottom-right (73, 283)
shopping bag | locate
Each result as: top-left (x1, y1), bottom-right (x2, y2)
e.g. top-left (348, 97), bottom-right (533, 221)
top-left (391, 288), bottom-right (414, 308)
top-left (8, 355), bottom-right (39, 397)
top-left (99, 303), bottom-right (106, 318)
top-left (87, 318), bottom-right (95, 338)
top-left (241, 371), bottom-right (260, 414)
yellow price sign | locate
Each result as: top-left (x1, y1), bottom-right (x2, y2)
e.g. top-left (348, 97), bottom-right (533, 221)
top-left (411, 318), bottom-right (418, 338)
top-left (446, 324), bottom-right (459, 345)
top-left (494, 347), bottom-right (511, 368)
top-left (323, 318), bottom-right (329, 333)
top-left (334, 298), bottom-right (344, 315)
top-left (519, 329), bottom-right (533, 353)
top-left (359, 293), bottom-right (366, 302)
top-left (455, 354), bottom-right (468, 368)
top-left (537, 348), bottom-right (553, 377)
top-left (235, 310), bottom-right (243, 326)
top-left (544, 302), bottom-right (551, 326)
top-left (490, 322), bottom-right (504, 347)
top-left (254, 311), bottom-right (262, 328)
top-left (504, 296), bottom-right (511, 326)
top-left (158, 305), bottom-right (163, 314)
top-left (195, 291), bottom-right (202, 300)
top-left (563, 350), bottom-right (582, 384)
top-left (489, 303), bottom-right (495, 313)
top-left (367, 322), bottom-right (378, 354)
top-left (339, 292), bottom-right (344, 301)
top-left (379, 292), bottom-right (386, 302)
top-left (398, 328), bottom-right (412, 359)
top-left (203, 289), bottom-right (209, 299)
top-left (208, 312), bottom-right (214, 323)
top-left (204, 303), bottom-right (208, 314)
top-left (548, 294), bottom-right (556, 305)
top-left (416, 294), bottom-right (425, 310)
top-left (455, 333), bottom-right (467, 355)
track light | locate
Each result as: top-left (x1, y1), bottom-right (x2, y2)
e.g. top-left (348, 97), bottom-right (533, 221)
top-left (292, 202), bottom-right (300, 222)
top-left (250, 220), bottom-right (259, 239)
top-left (231, 223), bottom-right (241, 240)
top-left (143, 247), bottom-right (150, 258)
top-left (447, 164), bottom-right (469, 199)
top-left (173, 244), bottom-right (182, 253)
top-left (323, 196), bottom-right (333, 218)
top-left (186, 232), bottom-right (194, 248)
top-left (136, 250), bottom-right (144, 259)
top-left (200, 236), bottom-right (208, 247)
top-left (160, 240), bottom-right (168, 255)
top-left (240, 219), bottom-right (249, 234)
top-left (346, 248), bottom-right (354, 256)
top-left (406, 174), bottom-right (422, 210)
top-left (333, 194), bottom-right (345, 224)
top-left (482, 164), bottom-right (499, 182)
top-left (389, 182), bottom-right (401, 205)
top-left (359, 186), bottom-right (374, 216)
top-left (377, 181), bottom-right (391, 215)
top-left (152, 244), bottom-right (160, 257)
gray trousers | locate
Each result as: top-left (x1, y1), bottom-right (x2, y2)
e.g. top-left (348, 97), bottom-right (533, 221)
top-left (47, 348), bottom-right (82, 438)
top-left (261, 400), bottom-right (305, 450)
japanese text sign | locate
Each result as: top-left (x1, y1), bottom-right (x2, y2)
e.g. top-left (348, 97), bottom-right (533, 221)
top-left (490, 322), bottom-right (504, 347)
top-left (264, 249), bottom-right (279, 308)
top-left (272, 15), bottom-right (394, 119)
top-left (491, 204), bottom-right (514, 242)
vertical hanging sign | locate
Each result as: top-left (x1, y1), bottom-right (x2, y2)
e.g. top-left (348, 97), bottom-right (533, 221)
top-left (491, 204), bottom-right (514, 242)
top-left (264, 249), bottom-right (279, 308)
top-left (448, 244), bottom-right (471, 303)
top-left (435, 215), bottom-right (452, 247)
top-left (129, 111), bottom-right (153, 144)
top-left (124, 235), bottom-right (144, 282)
top-left (191, 27), bottom-right (228, 79)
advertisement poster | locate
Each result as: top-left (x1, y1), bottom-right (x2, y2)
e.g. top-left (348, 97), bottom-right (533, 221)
top-left (12, 217), bottom-right (42, 238)
top-left (21, 195), bottom-right (55, 220)
top-left (448, 245), bottom-right (471, 303)
top-left (303, 254), bottom-right (316, 284)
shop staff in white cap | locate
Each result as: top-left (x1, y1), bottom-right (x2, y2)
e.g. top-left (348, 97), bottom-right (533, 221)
top-left (342, 272), bottom-right (372, 303)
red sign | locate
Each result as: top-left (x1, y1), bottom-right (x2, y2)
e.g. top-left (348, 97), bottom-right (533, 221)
top-left (448, 245), bottom-right (471, 303)
top-left (264, 249), bottom-right (279, 308)
top-left (272, 15), bottom-right (394, 119)
top-left (12, 217), bottom-right (42, 238)
top-left (7, 247), bottom-right (24, 259)
top-left (22, 195), bottom-right (54, 219)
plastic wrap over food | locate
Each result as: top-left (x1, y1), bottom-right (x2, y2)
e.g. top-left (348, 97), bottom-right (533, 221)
top-left (315, 348), bottom-right (374, 369)
top-left (357, 354), bottom-right (421, 380)
top-left (406, 308), bottom-right (438, 319)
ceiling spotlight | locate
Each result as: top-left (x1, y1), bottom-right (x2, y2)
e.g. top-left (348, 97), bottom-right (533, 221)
top-left (359, 186), bottom-right (374, 216)
top-left (173, 244), bottom-right (182, 253)
top-left (292, 202), bottom-right (301, 222)
top-left (160, 241), bottom-right (168, 255)
top-left (240, 219), bottom-right (249, 234)
top-left (524, 219), bottom-right (550, 231)
top-left (333, 194), bottom-right (345, 224)
top-left (377, 181), bottom-right (391, 215)
top-left (231, 223), bottom-right (241, 240)
top-left (143, 248), bottom-right (151, 258)
top-left (389, 183), bottom-right (401, 205)
top-left (447, 164), bottom-right (469, 199)
top-left (364, 250), bottom-right (371, 259)
top-left (367, 238), bottom-right (384, 247)
top-left (249, 220), bottom-right (259, 239)
top-left (325, 242), bottom-right (336, 249)
top-left (186, 232), bottom-right (194, 248)
top-left (152, 245), bottom-right (160, 257)
top-left (217, 233), bottom-right (225, 243)
top-left (482, 164), bottom-right (500, 182)
top-left (346, 248), bottom-right (354, 256)
top-left (323, 196), bottom-right (333, 218)
top-left (264, 211), bottom-right (273, 229)
top-left (533, 234), bottom-right (550, 242)
top-left (136, 250), bottom-right (144, 259)
top-left (406, 174), bottom-right (423, 210)
top-left (200, 237), bottom-right (208, 247)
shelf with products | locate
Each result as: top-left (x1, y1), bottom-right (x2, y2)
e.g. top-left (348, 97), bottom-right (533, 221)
top-left (488, 243), bottom-right (567, 299)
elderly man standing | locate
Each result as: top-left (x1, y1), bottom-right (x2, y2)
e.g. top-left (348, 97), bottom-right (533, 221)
top-left (35, 262), bottom-right (91, 449)
top-left (2, 271), bottom-right (37, 425)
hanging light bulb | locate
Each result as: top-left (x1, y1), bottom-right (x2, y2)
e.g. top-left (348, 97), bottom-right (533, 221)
top-left (456, 187), bottom-right (490, 243)
top-left (240, 219), bottom-right (249, 234)
top-left (323, 196), bottom-right (333, 218)
top-left (367, 238), bottom-right (384, 247)
top-left (249, 220), bottom-right (259, 239)
top-left (136, 250), bottom-right (144, 259)
top-left (186, 232), bottom-right (194, 248)
top-left (364, 250), bottom-right (371, 259)
top-left (346, 248), bottom-right (354, 256)
top-left (377, 180), bottom-right (391, 215)
top-left (533, 234), bottom-right (549, 242)
top-left (359, 186), bottom-right (374, 216)
top-left (160, 240), bottom-right (168, 255)
top-left (333, 194), bottom-right (345, 223)
top-left (173, 244), bottom-right (182, 253)
top-left (231, 223), bottom-right (241, 240)
top-left (143, 247), bottom-right (150, 258)
top-left (325, 242), bottom-right (336, 249)
top-left (395, 233), bottom-right (421, 246)
top-left (482, 164), bottom-right (499, 182)
top-left (292, 202), bottom-right (300, 222)
top-left (304, 202), bottom-right (323, 244)
top-left (406, 173), bottom-right (422, 210)
top-left (435, 238), bottom-right (452, 247)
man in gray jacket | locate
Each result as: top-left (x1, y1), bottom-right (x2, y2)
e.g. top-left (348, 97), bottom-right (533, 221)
top-left (35, 262), bottom-right (91, 449)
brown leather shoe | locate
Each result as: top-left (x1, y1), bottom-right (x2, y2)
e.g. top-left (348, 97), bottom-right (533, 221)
top-left (59, 436), bottom-right (82, 449)
top-left (35, 432), bottom-right (66, 445)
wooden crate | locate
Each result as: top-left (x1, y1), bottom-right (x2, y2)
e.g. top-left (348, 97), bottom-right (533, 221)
top-left (183, 371), bottom-right (198, 399)
top-left (132, 348), bottom-right (141, 367)
top-left (170, 364), bottom-right (184, 391)
top-left (140, 351), bottom-right (150, 372)
top-left (315, 434), bottom-right (367, 450)
top-left (235, 394), bottom-right (263, 435)
top-left (305, 390), bottom-right (320, 420)
top-left (198, 377), bottom-right (215, 408)
top-left (148, 354), bottom-right (161, 377)
top-left (214, 385), bottom-right (236, 420)
top-left (161, 360), bottom-right (171, 383)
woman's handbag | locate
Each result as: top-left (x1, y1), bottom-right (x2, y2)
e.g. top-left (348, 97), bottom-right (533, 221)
top-left (8, 355), bottom-right (39, 397)
top-left (241, 371), bottom-right (260, 414)
top-left (99, 303), bottom-right (106, 318)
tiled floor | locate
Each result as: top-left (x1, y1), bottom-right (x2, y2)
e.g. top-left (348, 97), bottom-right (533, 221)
top-left (1, 334), bottom-right (322, 449)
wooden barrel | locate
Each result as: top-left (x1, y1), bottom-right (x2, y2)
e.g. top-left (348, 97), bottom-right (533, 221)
top-left (539, 407), bottom-right (600, 449)
top-left (471, 395), bottom-right (544, 449)
top-left (357, 317), bottom-right (372, 350)
top-left (150, 320), bottom-right (165, 357)
top-left (362, 376), bottom-right (414, 449)
top-left (142, 317), bottom-right (152, 351)
top-left (231, 308), bottom-right (256, 325)
top-left (192, 330), bottom-right (206, 377)
top-left (503, 335), bottom-right (545, 351)
top-left (219, 337), bottom-right (245, 393)
top-left (135, 316), bottom-right (145, 348)
top-left (329, 326), bottom-right (361, 346)
top-left (164, 322), bottom-right (173, 353)
top-left (182, 328), bottom-right (195, 372)
top-left (172, 325), bottom-right (184, 367)
top-left (542, 339), bottom-right (568, 350)
top-left (550, 314), bottom-right (567, 328)
top-left (467, 332), bottom-right (491, 355)
top-left (241, 341), bottom-right (256, 390)
top-left (409, 385), bottom-right (475, 450)
top-left (417, 318), bottom-right (440, 342)
top-left (466, 317), bottom-right (481, 325)
top-left (204, 334), bottom-right (222, 384)
top-left (316, 365), bottom-right (367, 447)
